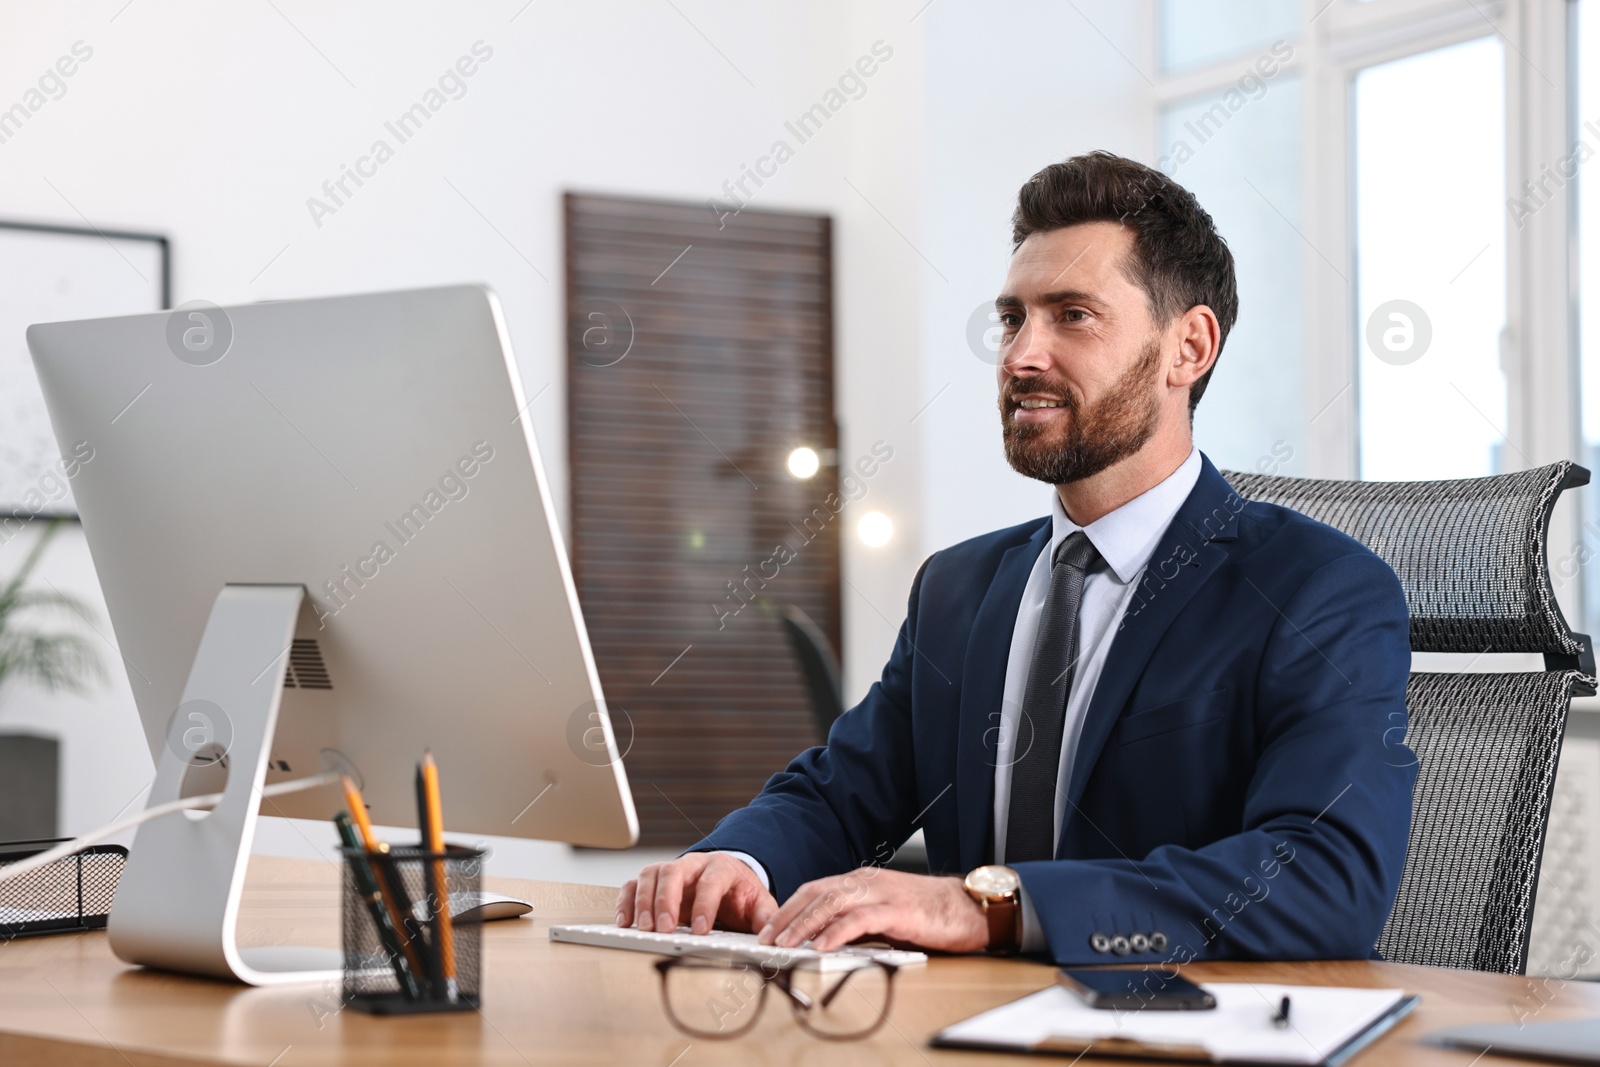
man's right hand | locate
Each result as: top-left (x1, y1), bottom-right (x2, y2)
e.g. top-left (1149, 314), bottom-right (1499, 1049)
top-left (616, 852), bottom-right (779, 936)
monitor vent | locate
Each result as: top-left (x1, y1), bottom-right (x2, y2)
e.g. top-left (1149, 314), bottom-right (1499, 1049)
top-left (284, 638), bottom-right (333, 690)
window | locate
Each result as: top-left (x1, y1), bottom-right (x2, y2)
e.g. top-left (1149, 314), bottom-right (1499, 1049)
top-left (1160, 73), bottom-right (1306, 476)
top-left (1574, 0), bottom-right (1600, 643)
top-left (1153, 7), bottom-right (1304, 476)
top-left (1157, 0), bottom-right (1299, 73)
top-left (1353, 37), bottom-right (1508, 480)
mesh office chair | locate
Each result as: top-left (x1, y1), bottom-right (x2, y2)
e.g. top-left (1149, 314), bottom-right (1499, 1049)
top-left (777, 604), bottom-right (930, 873)
top-left (777, 605), bottom-right (846, 745)
top-left (1223, 461), bottom-right (1596, 974)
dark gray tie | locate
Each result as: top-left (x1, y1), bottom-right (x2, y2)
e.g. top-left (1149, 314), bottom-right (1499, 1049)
top-left (1005, 530), bottom-right (1100, 864)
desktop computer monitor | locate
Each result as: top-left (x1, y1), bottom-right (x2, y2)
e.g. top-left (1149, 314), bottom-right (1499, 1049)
top-left (26, 284), bottom-right (637, 984)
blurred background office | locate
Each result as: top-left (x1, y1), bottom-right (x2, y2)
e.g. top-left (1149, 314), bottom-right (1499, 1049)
top-left (1, 0), bottom-right (1599, 978)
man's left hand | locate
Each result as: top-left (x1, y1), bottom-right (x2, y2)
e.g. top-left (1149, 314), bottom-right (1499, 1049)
top-left (757, 868), bottom-right (989, 953)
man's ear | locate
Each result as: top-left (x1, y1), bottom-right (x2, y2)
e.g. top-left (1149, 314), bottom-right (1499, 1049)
top-left (1167, 305), bottom-right (1221, 391)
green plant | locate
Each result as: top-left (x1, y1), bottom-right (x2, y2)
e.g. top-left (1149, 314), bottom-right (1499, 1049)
top-left (0, 519), bottom-right (105, 696)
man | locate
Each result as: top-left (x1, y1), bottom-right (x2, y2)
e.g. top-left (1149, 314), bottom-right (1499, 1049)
top-left (617, 151), bottom-right (1414, 965)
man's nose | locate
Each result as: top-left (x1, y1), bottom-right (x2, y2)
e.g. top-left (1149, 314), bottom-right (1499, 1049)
top-left (1002, 319), bottom-right (1052, 375)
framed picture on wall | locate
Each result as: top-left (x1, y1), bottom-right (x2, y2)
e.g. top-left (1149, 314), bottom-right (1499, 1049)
top-left (0, 219), bottom-right (169, 518)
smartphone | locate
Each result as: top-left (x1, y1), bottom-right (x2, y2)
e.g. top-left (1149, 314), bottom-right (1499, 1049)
top-left (1057, 968), bottom-right (1218, 1011)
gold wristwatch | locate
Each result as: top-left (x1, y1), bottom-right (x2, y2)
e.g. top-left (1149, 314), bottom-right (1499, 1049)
top-left (963, 865), bottom-right (1022, 955)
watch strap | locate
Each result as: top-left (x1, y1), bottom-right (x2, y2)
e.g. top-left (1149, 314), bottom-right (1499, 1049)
top-left (982, 894), bottom-right (1022, 954)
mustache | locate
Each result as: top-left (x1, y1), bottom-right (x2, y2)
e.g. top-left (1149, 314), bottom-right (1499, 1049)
top-left (999, 378), bottom-right (1080, 411)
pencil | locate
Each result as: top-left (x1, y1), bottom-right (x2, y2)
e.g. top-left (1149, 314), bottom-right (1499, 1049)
top-left (421, 751), bottom-right (458, 1002)
top-left (414, 762), bottom-right (442, 999)
top-left (341, 774), bottom-right (380, 850)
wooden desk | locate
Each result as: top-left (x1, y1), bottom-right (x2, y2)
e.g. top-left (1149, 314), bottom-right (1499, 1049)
top-left (1, 855), bottom-right (1595, 1066)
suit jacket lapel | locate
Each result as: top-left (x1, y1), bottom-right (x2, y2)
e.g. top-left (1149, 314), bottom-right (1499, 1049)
top-left (1060, 458), bottom-right (1244, 830)
top-left (955, 519), bottom-right (1051, 872)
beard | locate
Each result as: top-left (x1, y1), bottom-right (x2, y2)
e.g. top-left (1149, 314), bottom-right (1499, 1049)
top-left (999, 335), bottom-right (1165, 485)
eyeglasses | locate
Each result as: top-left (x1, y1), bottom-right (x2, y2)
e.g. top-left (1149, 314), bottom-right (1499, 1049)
top-left (654, 955), bottom-right (899, 1041)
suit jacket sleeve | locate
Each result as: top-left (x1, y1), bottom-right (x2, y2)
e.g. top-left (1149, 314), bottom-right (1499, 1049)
top-left (1014, 549), bottom-right (1416, 964)
top-left (684, 558), bottom-right (931, 899)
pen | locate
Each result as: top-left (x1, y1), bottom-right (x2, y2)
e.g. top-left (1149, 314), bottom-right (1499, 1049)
top-left (334, 812), bottom-right (421, 1000)
top-left (382, 845), bottom-right (441, 999)
top-left (420, 751), bottom-right (458, 1002)
top-left (341, 775), bottom-right (428, 988)
top-left (1274, 995), bottom-right (1291, 1029)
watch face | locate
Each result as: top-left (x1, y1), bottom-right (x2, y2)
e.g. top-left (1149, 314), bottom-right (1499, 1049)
top-left (966, 865), bottom-right (1020, 898)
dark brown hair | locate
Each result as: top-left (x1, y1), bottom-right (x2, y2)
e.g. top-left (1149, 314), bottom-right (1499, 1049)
top-left (1011, 151), bottom-right (1238, 414)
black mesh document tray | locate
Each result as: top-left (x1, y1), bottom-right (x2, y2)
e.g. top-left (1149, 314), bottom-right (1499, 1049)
top-left (0, 839), bottom-right (126, 939)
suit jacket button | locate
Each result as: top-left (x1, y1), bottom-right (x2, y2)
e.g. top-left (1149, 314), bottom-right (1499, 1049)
top-left (1090, 932), bottom-right (1111, 953)
top-left (1130, 933), bottom-right (1150, 953)
top-left (1111, 935), bottom-right (1131, 955)
top-left (1149, 931), bottom-right (1169, 952)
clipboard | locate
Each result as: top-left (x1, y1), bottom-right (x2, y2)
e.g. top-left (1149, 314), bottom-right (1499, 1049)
top-left (931, 982), bottom-right (1419, 1065)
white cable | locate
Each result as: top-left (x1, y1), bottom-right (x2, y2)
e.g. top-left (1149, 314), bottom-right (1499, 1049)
top-left (0, 771), bottom-right (342, 887)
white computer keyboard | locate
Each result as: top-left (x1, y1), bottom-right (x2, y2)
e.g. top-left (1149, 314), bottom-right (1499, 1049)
top-left (548, 923), bottom-right (927, 972)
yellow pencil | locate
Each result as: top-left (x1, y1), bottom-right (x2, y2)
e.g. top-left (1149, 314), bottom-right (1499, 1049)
top-left (421, 751), bottom-right (458, 1001)
top-left (342, 775), bottom-right (380, 849)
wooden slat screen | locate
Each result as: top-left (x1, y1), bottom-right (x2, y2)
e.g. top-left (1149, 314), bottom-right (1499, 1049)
top-left (565, 193), bottom-right (840, 848)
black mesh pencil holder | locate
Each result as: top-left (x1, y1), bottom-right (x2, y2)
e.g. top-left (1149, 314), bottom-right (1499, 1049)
top-left (340, 845), bottom-right (484, 1014)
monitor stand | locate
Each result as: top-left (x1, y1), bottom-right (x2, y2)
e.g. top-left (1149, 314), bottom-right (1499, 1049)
top-left (108, 584), bottom-right (343, 985)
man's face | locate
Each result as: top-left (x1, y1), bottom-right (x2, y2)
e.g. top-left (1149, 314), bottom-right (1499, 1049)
top-left (995, 222), bottom-right (1169, 486)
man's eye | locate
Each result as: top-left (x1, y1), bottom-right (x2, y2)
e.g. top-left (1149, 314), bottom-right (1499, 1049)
top-left (998, 312), bottom-right (1023, 328)
top-left (1063, 309), bottom-right (1088, 323)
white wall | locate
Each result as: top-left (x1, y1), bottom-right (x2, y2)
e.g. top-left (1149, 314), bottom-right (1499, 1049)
top-left (0, 0), bottom-right (1147, 876)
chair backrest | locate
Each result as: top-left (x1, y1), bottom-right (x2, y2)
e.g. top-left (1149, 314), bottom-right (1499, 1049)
top-left (0, 733), bottom-right (60, 842)
top-left (778, 606), bottom-right (845, 744)
top-left (1223, 461), bottom-right (1595, 974)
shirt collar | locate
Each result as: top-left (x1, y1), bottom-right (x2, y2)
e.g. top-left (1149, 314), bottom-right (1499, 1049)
top-left (1049, 448), bottom-right (1203, 584)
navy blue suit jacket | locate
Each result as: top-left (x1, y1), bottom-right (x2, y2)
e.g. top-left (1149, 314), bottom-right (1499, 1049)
top-left (690, 455), bottom-right (1415, 964)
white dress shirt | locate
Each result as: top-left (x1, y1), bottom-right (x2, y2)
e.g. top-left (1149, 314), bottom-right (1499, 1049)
top-left (715, 448), bottom-right (1202, 949)
top-left (993, 447), bottom-right (1202, 864)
